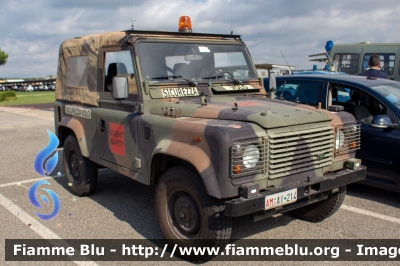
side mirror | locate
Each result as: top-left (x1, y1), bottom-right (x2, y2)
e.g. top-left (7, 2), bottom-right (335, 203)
top-left (371, 115), bottom-right (395, 129)
top-left (113, 76), bottom-right (128, 100)
top-left (269, 72), bottom-right (276, 99)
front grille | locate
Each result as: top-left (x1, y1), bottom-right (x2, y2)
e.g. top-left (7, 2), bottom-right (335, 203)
top-left (335, 124), bottom-right (361, 155)
top-left (230, 138), bottom-right (268, 177)
top-left (268, 127), bottom-right (334, 179)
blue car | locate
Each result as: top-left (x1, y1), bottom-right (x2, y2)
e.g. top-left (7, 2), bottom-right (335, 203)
top-left (293, 70), bottom-right (347, 75)
top-left (264, 74), bottom-right (400, 192)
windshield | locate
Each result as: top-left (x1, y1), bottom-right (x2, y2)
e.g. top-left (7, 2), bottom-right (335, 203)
top-left (371, 83), bottom-right (400, 108)
top-left (137, 42), bottom-right (257, 83)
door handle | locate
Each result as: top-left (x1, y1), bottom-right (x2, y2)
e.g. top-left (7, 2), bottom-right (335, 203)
top-left (100, 120), bottom-right (105, 132)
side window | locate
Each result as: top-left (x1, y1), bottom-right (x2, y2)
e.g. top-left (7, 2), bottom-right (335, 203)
top-left (331, 85), bottom-right (366, 114)
top-left (104, 50), bottom-right (136, 94)
top-left (66, 56), bottom-right (88, 87)
top-left (331, 86), bottom-right (351, 104)
top-left (276, 81), bottom-right (321, 106)
top-left (332, 86), bottom-right (390, 124)
top-left (363, 53), bottom-right (395, 75)
top-left (333, 53), bottom-right (360, 74)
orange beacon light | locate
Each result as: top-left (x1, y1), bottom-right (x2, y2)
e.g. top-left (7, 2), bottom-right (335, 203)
top-left (178, 16), bottom-right (192, 32)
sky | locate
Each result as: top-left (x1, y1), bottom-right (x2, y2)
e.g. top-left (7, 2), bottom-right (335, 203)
top-left (1, 0), bottom-right (400, 78)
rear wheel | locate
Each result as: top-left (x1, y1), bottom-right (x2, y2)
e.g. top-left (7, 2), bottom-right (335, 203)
top-left (63, 135), bottom-right (98, 196)
top-left (155, 166), bottom-right (231, 261)
top-left (291, 186), bottom-right (346, 222)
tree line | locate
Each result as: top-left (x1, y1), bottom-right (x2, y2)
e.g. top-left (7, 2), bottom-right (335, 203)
top-left (0, 48), bottom-right (8, 66)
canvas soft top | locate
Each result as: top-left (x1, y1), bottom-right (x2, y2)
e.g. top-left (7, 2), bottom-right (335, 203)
top-left (55, 31), bottom-right (126, 106)
top-left (55, 30), bottom-right (242, 106)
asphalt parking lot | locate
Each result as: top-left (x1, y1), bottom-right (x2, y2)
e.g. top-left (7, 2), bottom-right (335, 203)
top-left (0, 106), bottom-right (399, 266)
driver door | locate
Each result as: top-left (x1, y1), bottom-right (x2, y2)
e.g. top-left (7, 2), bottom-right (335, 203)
top-left (96, 47), bottom-right (142, 172)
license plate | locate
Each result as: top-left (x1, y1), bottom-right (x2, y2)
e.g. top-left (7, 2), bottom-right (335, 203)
top-left (265, 188), bottom-right (297, 210)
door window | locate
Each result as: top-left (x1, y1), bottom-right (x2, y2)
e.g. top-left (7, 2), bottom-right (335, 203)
top-left (331, 86), bottom-right (351, 104)
top-left (332, 85), bottom-right (397, 124)
top-left (104, 50), bottom-right (136, 94)
top-left (275, 81), bottom-right (321, 106)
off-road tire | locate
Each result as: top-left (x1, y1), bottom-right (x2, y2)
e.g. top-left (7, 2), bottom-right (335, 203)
top-left (63, 135), bottom-right (98, 196)
top-left (291, 186), bottom-right (346, 222)
top-left (155, 166), bottom-right (232, 261)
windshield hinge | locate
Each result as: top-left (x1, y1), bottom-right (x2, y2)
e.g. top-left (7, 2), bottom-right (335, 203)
top-left (161, 107), bottom-right (182, 118)
top-left (134, 102), bottom-right (144, 114)
top-left (142, 81), bottom-right (149, 95)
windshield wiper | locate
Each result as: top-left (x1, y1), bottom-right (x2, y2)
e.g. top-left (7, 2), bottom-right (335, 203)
top-left (150, 76), bottom-right (179, 80)
top-left (201, 74), bottom-right (242, 85)
top-left (150, 76), bottom-right (198, 87)
top-left (176, 76), bottom-right (198, 87)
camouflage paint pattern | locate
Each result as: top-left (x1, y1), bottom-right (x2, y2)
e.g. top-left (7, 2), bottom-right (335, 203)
top-left (55, 30), bottom-right (363, 200)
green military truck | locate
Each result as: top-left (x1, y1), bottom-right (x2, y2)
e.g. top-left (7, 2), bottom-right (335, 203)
top-left (309, 41), bottom-right (400, 80)
top-left (55, 16), bottom-right (365, 255)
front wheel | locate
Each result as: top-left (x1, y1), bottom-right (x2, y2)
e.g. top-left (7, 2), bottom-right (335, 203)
top-left (155, 166), bottom-right (232, 261)
top-left (291, 186), bottom-right (346, 222)
top-left (63, 135), bottom-right (98, 196)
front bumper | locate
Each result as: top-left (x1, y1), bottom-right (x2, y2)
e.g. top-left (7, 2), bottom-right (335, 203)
top-left (224, 166), bottom-right (366, 218)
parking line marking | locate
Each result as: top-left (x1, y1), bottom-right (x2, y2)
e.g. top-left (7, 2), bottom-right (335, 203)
top-left (0, 123), bottom-right (53, 129)
top-left (342, 204), bottom-right (400, 224)
top-left (0, 175), bottom-right (64, 188)
top-left (0, 192), bottom-right (98, 266)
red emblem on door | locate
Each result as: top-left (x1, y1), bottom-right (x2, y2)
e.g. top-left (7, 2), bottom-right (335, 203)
top-left (109, 123), bottom-right (125, 156)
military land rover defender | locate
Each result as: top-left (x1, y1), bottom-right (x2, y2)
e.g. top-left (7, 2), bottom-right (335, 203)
top-left (55, 16), bottom-right (366, 255)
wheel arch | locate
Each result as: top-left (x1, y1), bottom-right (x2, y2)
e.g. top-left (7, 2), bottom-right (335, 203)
top-left (57, 117), bottom-right (90, 157)
top-left (150, 140), bottom-right (221, 199)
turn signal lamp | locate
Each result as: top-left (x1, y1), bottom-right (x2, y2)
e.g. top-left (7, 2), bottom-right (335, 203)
top-left (179, 16), bottom-right (192, 32)
top-left (350, 142), bottom-right (357, 149)
top-left (193, 136), bottom-right (202, 142)
top-left (233, 165), bottom-right (241, 175)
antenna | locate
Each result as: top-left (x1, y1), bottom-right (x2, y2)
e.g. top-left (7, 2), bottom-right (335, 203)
top-left (131, 19), bottom-right (136, 30)
top-left (280, 51), bottom-right (293, 75)
top-left (230, 0), bottom-right (233, 34)
top-left (280, 81), bottom-right (286, 100)
top-left (131, 0), bottom-right (136, 30)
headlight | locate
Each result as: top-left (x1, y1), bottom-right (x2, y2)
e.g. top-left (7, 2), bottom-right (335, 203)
top-left (335, 130), bottom-right (345, 150)
top-left (231, 139), bottom-right (266, 176)
top-left (243, 144), bottom-right (260, 168)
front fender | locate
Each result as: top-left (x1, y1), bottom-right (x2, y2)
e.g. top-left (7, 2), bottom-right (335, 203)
top-left (152, 139), bottom-right (221, 199)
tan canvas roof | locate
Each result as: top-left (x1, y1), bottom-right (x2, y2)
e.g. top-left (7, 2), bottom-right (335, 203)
top-left (56, 31), bottom-right (126, 106)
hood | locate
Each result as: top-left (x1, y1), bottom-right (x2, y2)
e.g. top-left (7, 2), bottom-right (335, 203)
top-left (150, 97), bottom-right (332, 129)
